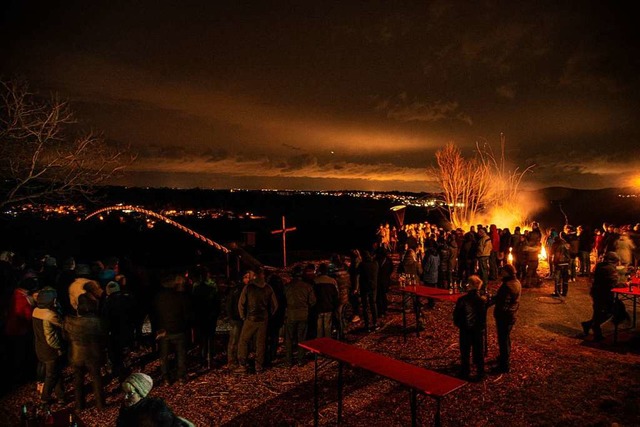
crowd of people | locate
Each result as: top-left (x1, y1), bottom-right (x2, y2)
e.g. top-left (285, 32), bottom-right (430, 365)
top-left (1, 219), bottom-right (638, 422)
top-left (0, 250), bottom-right (353, 422)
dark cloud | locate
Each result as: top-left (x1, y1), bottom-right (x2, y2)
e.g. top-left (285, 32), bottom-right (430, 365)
top-left (2, 0), bottom-right (639, 191)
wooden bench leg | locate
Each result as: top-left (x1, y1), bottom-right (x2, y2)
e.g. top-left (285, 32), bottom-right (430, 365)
top-left (414, 295), bottom-right (420, 337)
top-left (313, 354), bottom-right (319, 427)
top-left (402, 293), bottom-right (408, 343)
top-left (435, 397), bottom-right (442, 427)
top-left (410, 389), bottom-right (417, 427)
top-left (614, 294), bottom-right (619, 344)
top-left (338, 362), bottom-right (344, 424)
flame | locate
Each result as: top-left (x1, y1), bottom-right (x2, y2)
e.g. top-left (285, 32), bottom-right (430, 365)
top-left (539, 245), bottom-right (547, 261)
top-left (507, 247), bottom-right (514, 264)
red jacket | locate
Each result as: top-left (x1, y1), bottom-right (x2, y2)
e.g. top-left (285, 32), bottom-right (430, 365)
top-left (5, 288), bottom-right (34, 336)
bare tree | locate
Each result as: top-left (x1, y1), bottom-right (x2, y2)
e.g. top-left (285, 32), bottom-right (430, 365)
top-left (0, 79), bottom-right (134, 209)
top-left (430, 137), bottom-right (534, 229)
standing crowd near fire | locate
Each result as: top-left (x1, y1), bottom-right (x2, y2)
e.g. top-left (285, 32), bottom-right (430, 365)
top-left (0, 220), bottom-right (638, 421)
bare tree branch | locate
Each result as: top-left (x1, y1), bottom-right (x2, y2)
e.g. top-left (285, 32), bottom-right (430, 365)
top-left (0, 79), bottom-right (135, 209)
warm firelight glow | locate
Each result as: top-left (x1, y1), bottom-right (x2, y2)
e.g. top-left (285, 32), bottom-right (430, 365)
top-left (507, 247), bottom-right (514, 264)
top-left (539, 245), bottom-right (547, 261)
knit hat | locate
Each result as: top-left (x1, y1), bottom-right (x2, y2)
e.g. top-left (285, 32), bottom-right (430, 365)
top-left (105, 281), bottom-right (120, 296)
top-left (36, 287), bottom-right (57, 308)
top-left (124, 373), bottom-right (153, 398)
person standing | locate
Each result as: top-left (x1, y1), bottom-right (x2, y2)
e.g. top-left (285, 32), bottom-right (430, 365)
top-left (225, 272), bottom-right (248, 369)
top-left (453, 275), bottom-right (487, 380)
top-left (314, 263), bottom-right (339, 338)
top-left (375, 248), bottom-right (393, 318)
top-left (476, 228), bottom-right (492, 285)
top-left (357, 251), bottom-right (379, 332)
top-left (102, 281), bottom-right (136, 381)
top-left (32, 287), bottom-right (65, 403)
top-left (237, 268), bottom-right (278, 373)
top-left (64, 294), bottom-right (107, 410)
top-left (581, 252), bottom-right (620, 342)
top-left (551, 234), bottom-right (571, 297)
top-left (284, 266), bottom-right (316, 366)
top-left (191, 266), bottom-right (220, 369)
top-left (153, 274), bottom-right (192, 385)
top-left (492, 264), bottom-right (521, 373)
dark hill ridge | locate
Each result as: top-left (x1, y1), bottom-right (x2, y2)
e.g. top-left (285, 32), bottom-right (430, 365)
top-left (529, 186), bottom-right (640, 230)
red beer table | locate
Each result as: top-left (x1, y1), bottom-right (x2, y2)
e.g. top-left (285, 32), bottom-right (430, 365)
top-left (397, 285), bottom-right (465, 342)
top-left (612, 277), bottom-right (640, 343)
top-left (299, 338), bottom-right (467, 427)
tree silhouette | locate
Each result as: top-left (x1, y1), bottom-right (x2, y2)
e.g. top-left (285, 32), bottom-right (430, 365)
top-left (0, 79), bottom-right (134, 208)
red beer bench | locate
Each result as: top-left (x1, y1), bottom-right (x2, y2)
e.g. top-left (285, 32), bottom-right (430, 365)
top-left (299, 337), bottom-right (467, 427)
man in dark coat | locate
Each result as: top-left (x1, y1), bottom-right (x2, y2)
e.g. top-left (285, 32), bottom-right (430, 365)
top-left (64, 293), bottom-right (107, 410)
top-left (314, 263), bottom-right (339, 338)
top-left (551, 234), bottom-right (571, 297)
top-left (237, 268), bottom-right (278, 373)
top-left (453, 275), bottom-right (487, 380)
top-left (357, 251), bottom-right (379, 332)
top-left (191, 266), bottom-right (220, 369)
top-left (492, 264), bottom-right (521, 373)
top-left (375, 249), bottom-right (393, 318)
top-left (32, 287), bottom-right (65, 403)
top-left (581, 252), bottom-right (620, 341)
top-left (284, 266), bottom-right (316, 366)
top-left (153, 274), bottom-right (192, 385)
top-left (103, 281), bottom-right (136, 381)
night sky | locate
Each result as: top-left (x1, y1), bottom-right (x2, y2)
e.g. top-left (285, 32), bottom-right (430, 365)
top-left (2, 1), bottom-right (639, 192)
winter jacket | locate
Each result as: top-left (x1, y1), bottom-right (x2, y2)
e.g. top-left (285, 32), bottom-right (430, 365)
top-left (102, 291), bottom-right (136, 347)
top-left (284, 279), bottom-right (316, 322)
top-left (357, 259), bottom-right (379, 292)
top-left (116, 397), bottom-right (192, 427)
top-left (68, 278), bottom-right (102, 311)
top-left (313, 275), bottom-right (339, 314)
top-left (225, 285), bottom-right (243, 321)
top-left (32, 307), bottom-right (63, 361)
top-left (64, 314), bottom-right (107, 367)
top-left (551, 239), bottom-right (571, 266)
top-left (192, 280), bottom-right (220, 327)
top-left (153, 288), bottom-right (193, 334)
top-left (476, 233), bottom-right (492, 258)
top-left (453, 290), bottom-right (487, 331)
top-left (590, 261), bottom-right (618, 307)
top-left (422, 253), bottom-right (439, 285)
top-left (490, 225), bottom-right (500, 252)
top-left (400, 249), bottom-right (419, 276)
top-left (4, 288), bottom-right (34, 336)
top-left (238, 280), bottom-right (278, 322)
top-left (493, 276), bottom-right (521, 325)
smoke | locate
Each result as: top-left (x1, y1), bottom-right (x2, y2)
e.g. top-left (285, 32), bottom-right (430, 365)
top-left (475, 190), bottom-right (546, 231)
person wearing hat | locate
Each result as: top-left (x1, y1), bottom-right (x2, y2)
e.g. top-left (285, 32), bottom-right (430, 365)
top-left (32, 287), bottom-right (65, 403)
top-left (116, 373), bottom-right (194, 427)
top-left (581, 251), bottom-right (620, 342)
top-left (453, 275), bottom-right (488, 380)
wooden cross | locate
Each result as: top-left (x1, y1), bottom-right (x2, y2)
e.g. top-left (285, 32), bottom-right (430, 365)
top-left (271, 216), bottom-right (297, 268)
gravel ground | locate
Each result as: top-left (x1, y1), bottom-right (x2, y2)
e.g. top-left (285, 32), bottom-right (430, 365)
top-left (1, 274), bottom-right (639, 426)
